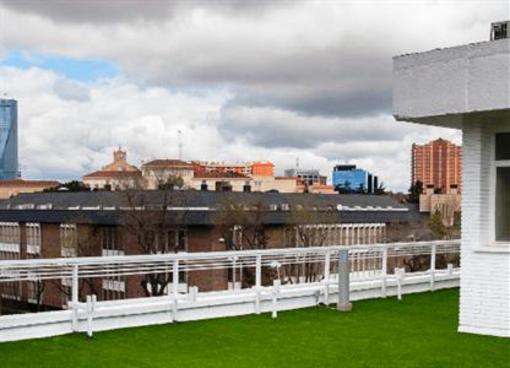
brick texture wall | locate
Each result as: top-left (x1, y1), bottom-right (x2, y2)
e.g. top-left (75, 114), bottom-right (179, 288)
top-left (459, 122), bottom-right (510, 337)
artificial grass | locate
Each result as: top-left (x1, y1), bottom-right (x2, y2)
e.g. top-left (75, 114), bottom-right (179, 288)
top-left (0, 289), bottom-right (508, 367)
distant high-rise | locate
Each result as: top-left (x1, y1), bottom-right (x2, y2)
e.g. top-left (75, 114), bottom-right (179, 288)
top-left (411, 138), bottom-right (462, 193)
top-left (332, 165), bottom-right (378, 193)
top-left (0, 99), bottom-right (18, 180)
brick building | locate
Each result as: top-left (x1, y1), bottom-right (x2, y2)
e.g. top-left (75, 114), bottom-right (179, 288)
top-left (411, 138), bottom-right (462, 193)
top-left (0, 190), bottom-right (409, 312)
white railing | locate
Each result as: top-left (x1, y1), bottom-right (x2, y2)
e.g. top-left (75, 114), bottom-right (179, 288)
top-left (0, 240), bottom-right (460, 342)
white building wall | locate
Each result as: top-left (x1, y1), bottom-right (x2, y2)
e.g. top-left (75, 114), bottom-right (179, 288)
top-left (459, 122), bottom-right (510, 337)
top-left (393, 37), bottom-right (510, 337)
top-left (393, 39), bottom-right (510, 121)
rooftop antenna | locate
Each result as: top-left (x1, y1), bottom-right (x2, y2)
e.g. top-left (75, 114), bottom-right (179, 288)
top-left (178, 129), bottom-right (183, 160)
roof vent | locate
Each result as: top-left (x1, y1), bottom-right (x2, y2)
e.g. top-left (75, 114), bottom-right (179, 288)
top-left (491, 21), bottom-right (509, 40)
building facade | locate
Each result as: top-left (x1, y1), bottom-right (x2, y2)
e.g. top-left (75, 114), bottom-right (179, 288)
top-left (0, 179), bottom-right (60, 199)
top-left (83, 149), bottom-right (141, 190)
top-left (193, 161), bottom-right (274, 178)
top-left (411, 138), bottom-right (462, 193)
top-left (0, 191), bottom-right (410, 311)
top-left (0, 99), bottom-right (18, 180)
top-left (332, 165), bottom-right (379, 193)
top-left (141, 159), bottom-right (195, 189)
top-left (283, 169), bottom-right (327, 186)
top-left (393, 25), bottom-right (510, 337)
top-left (419, 185), bottom-right (461, 226)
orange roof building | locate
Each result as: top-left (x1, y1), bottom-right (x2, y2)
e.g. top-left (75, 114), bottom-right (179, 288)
top-left (83, 148), bottom-right (142, 190)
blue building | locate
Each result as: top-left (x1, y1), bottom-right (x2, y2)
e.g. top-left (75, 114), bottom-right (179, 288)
top-left (0, 99), bottom-right (18, 180)
top-left (332, 165), bottom-right (378, 193)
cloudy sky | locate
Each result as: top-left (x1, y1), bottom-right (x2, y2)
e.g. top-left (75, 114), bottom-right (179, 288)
top-left (0, 0), bottom-right (507, 191)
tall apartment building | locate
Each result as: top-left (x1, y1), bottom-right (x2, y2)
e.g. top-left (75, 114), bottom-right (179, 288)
top-left (411, 138), bottom-right (462, 193)
top-left (0, 99), bottom-right (18, 180)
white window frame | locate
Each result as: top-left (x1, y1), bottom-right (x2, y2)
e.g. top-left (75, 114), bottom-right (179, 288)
top-left (489, 125), bottom-right (510, 246)
top-left (26, 223), bottom-right (41, 255)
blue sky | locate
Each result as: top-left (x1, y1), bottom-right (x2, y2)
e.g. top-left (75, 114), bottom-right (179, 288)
top-left (0, 50), bottom-right (118, 82)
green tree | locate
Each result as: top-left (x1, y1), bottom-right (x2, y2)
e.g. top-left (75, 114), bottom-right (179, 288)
top-left (408, 180), bottom-right (423, 203)
top-left (44, 181), bottom-right (90, 192)
top-left (429, 209), bottom-right (447, 239)
top-left (157, 175), bottom-right (185, 190)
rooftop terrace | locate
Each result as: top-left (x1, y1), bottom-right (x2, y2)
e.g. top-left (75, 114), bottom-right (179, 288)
top-left (0, 289), bottom-right (508, 367)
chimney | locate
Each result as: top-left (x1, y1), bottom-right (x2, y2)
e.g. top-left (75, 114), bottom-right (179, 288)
top-left (243, 181), bottom-right (251, 192)
top-left (200, 180), bottom-right (208, 191)
top-left (425, 184), bottom-right (435, 195)
top-left (491, 21), bottom-right (509, 41)
top-left (215, 181), bottom-right (232, 192)
top-left (449, 184), bottom-right (458, 195)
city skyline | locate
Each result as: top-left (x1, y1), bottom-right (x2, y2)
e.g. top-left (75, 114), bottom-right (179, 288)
top-left (0, 1), bottom-right (503, 191)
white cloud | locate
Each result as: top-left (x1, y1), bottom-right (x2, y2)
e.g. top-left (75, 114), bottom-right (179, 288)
top-left (0, 67), bottom-right (227, 179)
top-left (0, 1), bottom-right (506, 117)
top-left (0, 1), bottom-right (483, 191)
top-left (0, 66), bottom-right (461, 192)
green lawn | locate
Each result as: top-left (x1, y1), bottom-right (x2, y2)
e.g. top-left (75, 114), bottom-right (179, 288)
top-left (0, 289), bottom-right (508, 367)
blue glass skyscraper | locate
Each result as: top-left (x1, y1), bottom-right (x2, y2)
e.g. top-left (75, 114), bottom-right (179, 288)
top-left (0, 99), bottom-right (18, 180)
top-left (332, 165), bottom-right (379, 193)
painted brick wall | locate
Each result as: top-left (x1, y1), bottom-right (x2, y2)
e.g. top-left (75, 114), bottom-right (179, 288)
top-left (459, 122), bottom-right (510, 337)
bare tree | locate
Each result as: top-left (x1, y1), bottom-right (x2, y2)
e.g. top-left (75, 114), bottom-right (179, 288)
top-left (213, 199), bottom-right (269, 251)
top-left (121, 189), bottom-right (189, 297)
top-left (212, 199), bottom-right (269, 287)
top-left (281, 208), bottom-right (335, 284)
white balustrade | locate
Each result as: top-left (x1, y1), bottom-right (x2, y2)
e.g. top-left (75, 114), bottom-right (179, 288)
top-left (0, 240), bottom-right (460, 343)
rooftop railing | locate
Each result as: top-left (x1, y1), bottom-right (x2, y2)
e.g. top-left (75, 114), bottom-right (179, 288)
top-left (0, 240), bottom-right (460, 342)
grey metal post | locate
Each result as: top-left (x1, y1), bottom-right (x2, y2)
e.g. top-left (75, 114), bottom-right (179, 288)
top-left (430, 243), bottom-right (436, 291)
top-left (71, 264), bottom-right (79, 331)
top-left (337, 249), bottom-right (352, 312)
top-left (255, 254), bottom-right (262, 314)
top-left (381, 247), bottom-right (388, 298)
top-left (172, 259), bottom-right (179, 320)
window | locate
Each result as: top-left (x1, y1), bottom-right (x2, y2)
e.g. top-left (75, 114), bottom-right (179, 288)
top-left (27, 281), bottom-right (44, 304)
top-left (496, 133), bottom-right (510, 160)
top-left (0, 223), bottom-right (21, 300)
top-left (26, 223), bottom-right (41, 256)
top-left (101, 226), bottom-right (123, 256)
top-left (496, 167), bottom-right (510, 241)
top-left (163, 229), bottom-right (187, 253)
top-left (60, 224), bottom-right (78, 257)
top-left (494, 133), bottom-right (510, 242)
top-left (100, 226), bottom-right (125, 300)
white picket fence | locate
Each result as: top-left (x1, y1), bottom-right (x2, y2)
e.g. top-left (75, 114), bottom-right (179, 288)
top-left (0, 240), bottom-right (460, 343)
